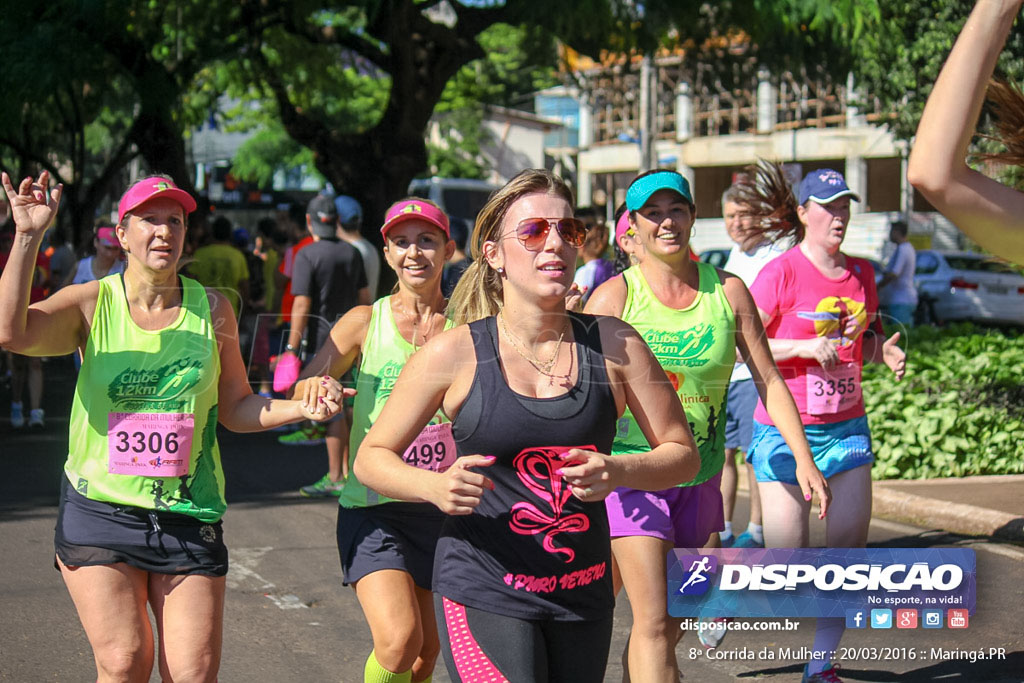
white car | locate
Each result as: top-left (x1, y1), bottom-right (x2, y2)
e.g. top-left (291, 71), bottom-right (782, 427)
top-left (915, 250), bottom-right (1024, 326)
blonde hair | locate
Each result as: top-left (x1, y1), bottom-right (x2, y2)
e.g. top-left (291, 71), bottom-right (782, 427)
top-left (448, 169), bottom-right (574, 326)
top-left (980, 79), bottom-right (1024, 167)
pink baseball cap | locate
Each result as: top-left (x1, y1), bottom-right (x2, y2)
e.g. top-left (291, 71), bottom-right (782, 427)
top-left (380, 199), bottom-right (450, 238)
top-left (614, 211), bottom-right (632, 242)
top-left (96, 227), bottom-right (120, 247)
top-left (117, 176), bottom-right (197, 223)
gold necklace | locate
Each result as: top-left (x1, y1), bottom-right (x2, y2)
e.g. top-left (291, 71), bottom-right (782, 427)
top-left (396, 300), bottom-right (444, 350)
top-left (497, 312), bottom-right (568, 376)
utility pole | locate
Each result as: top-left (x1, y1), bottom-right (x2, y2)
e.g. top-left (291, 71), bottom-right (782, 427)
top-left (639, 55), bottom-right (655, 172)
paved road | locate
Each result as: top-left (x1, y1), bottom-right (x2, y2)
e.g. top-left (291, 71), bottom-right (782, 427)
top-left (2, 364), bottom-right (1023, 682)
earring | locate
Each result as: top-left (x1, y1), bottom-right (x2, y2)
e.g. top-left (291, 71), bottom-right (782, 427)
top-left (496, 266), bottom-right (505, 275)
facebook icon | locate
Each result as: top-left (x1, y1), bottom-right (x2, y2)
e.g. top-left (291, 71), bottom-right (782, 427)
top-left (845, 609), bottom-right (866, 629)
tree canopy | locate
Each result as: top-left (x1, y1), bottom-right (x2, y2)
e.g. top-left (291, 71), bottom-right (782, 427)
top-left (13, 0), bottom-right (1012, 245)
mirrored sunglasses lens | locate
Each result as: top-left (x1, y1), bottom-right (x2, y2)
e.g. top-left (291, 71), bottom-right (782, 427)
top-left (558, 219), bottom-right (586, 247)
top-left (516, 219), bottom-right (549, 247)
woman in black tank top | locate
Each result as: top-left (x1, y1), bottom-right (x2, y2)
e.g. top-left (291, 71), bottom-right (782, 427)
top-left (354, 169), bottom-right (700, 682)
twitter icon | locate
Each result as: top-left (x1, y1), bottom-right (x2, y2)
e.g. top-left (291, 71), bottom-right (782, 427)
top-left (870, 609), bottom-right (892, 629)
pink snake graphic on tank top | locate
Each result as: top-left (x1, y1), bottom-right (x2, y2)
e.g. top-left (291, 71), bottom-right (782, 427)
top-left (508, 446), bottom-right (593, 563)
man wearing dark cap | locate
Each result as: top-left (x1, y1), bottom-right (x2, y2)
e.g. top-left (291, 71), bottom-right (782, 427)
top-left (280, 195), bottom-right (370, 495)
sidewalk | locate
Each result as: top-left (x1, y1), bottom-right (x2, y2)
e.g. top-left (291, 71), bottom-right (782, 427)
top-left (872, 474), bottom-right (1024, 541)
top-left (737, 470), bottom-right (1024, 541)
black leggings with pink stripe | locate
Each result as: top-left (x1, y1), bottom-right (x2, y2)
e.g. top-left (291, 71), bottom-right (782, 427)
top-left (435, 595), bottom-right (613, 682)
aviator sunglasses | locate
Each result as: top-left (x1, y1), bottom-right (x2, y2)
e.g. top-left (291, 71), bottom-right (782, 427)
top-left (510, 217), bottom-right (587, 250)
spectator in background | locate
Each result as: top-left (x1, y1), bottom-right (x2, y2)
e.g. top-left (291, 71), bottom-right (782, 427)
top-left (255, 217), bottom-right (286, 312)
top-left (1, 223), bottom-right (49, 428)
top-left (45, 226), bottom-right (76, 292)
top-left (233, 227), bottom-right (269, 391)
top-left (188, 215), bottom-right (250, 318)
top-left (335, 195), bottom-right (382, 300)
top-left (573, 215), bottom-right (614, 305)
top-left (278, 195), bottom-right (370, 496)
top-left (71, 227), bottom-right (125, 285)
top-left (273, 202), bottom-right (315, 355)
top-left (877, 220), bottom-right (917, 328)
top-left (441, 216), bottom-right (472, 298)
top-left (254, 217), bottom-right (287, 397)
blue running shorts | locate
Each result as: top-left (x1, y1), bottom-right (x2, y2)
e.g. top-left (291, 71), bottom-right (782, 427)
top-left (747, 415), bottom-right (874, 484)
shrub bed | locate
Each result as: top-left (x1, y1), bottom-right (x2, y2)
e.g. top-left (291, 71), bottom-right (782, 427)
top-left (863, 323), bottom-right (1024, 479)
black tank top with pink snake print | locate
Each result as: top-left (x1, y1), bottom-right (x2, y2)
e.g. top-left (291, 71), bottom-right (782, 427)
top-left (433, 313), bottom-right (617, 621)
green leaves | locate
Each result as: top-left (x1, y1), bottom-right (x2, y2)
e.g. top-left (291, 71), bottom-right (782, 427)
top-left (864, 324), bottom-right (1024, 480)
top-left (848, 0), bottom-right (1024, 140)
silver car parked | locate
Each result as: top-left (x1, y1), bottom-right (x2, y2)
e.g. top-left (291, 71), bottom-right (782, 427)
top-left (915, 250), bottom-right (1024, 326)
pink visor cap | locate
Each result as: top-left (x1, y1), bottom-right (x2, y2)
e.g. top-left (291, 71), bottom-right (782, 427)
top-left (380, 199), bottom-right (450, 238)
top-left (96, 227), bottom-right (120, 247)
top-left (614, 211), bottom-right (632, 242)
top-left (117, 177), bottom-right (197, 223)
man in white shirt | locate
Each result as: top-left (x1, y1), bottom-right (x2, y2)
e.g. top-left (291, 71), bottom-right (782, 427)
top-left (878, 220), bottom-right (918, 327)
top-left (719, 186), bottom-right (789, 549)
top-left (335, 195), bottom-right (382, 299)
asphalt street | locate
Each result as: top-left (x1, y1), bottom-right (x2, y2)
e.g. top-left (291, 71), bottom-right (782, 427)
top-left (1, 362), bottom-right (1022, 682)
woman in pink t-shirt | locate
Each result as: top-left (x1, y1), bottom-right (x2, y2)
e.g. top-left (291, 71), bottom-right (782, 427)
top-left (746, 166), bottom-right (905, 683)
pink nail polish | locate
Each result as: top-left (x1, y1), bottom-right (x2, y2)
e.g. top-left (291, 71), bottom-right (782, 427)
top-left (804, 493), bottom-right (811, 501)
top-left (554, 469), bottom-right (565, 477)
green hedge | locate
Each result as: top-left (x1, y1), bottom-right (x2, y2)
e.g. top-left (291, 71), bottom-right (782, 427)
top-left (863, 323), bottom-right (1024, 480)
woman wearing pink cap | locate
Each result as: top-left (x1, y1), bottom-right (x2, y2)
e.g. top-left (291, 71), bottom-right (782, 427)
top-left (0, 172), bottom-right (345, 682)
top-left (908, 0), bottom-right (1024, 266)
top-left (612, 202), bottom-right (644, 273)
top-left (71, 226), bottom-right (125, 285)
top-left (288, 196), bottom-right (455, 683)
top-left (354, 169), bottom-right (700, 681)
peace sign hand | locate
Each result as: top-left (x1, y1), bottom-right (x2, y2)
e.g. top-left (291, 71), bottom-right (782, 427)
top-left (2, 171), bottom-right (63, 237)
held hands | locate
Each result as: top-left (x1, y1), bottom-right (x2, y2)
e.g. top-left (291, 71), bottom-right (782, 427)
top-left (795, 460), bottom-right (832, 520)
top-left (297, 375), bottom-right (353, 421)
top-left (882, 332), bottom-right (906, 381)
top-left (1, 172), bottom-right (63, 236)
top-left (557, 449), bottom-right (614, 502)
top-left (430, 455), bottom-right (496, 515)
top-left (801, 336), bottom-right (840, 370)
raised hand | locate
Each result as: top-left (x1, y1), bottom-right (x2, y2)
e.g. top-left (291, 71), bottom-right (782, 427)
top-left (882, 331), bottom-right (906, 381)
top-left (565, 283), bottom-right (586, 312)
top-left (1, 171), bottom-right (63, 236)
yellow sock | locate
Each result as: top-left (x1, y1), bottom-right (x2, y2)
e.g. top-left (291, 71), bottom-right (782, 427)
top-left (364, 650), bottom-right (411, 683)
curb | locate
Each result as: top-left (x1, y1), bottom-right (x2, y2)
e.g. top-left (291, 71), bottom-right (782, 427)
top-left (871, 484), bottom-right (1024, 541)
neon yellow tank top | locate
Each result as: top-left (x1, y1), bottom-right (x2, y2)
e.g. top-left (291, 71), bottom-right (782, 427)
top-left (340, 296), bottom-right (453, 508)
top-left (65, 274), bottom-right (225, 522)
top-left (613, 262), bottom-right (736, 486)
